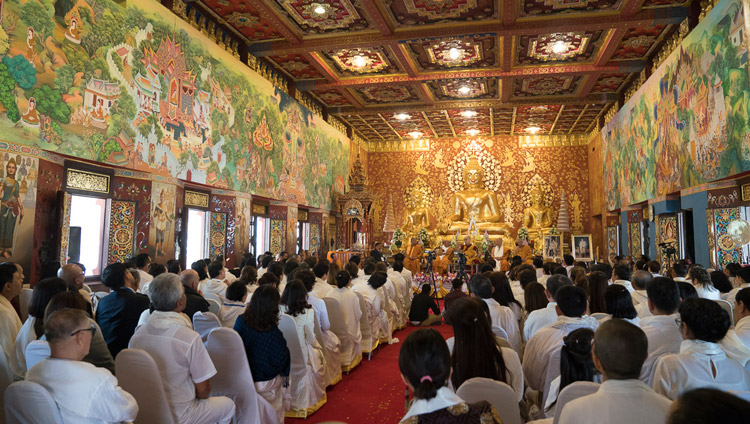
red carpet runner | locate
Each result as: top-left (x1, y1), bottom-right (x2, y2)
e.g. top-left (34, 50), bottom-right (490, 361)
top-left (288, 323), bottom-right (454, 424)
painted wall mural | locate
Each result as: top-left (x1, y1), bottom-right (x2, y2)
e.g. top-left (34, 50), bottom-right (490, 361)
top-left (0, 0), bottom-right (350, 209)
top-left (367, 138), bottom-right (590, 244)
top-left (148, 181), bottom-right (175, 261)
top-left (603, 0), bottom-right (750, 210)
top-left (107, 200), bottom-right (135, 264)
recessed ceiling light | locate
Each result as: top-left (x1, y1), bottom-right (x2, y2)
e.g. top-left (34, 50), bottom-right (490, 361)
top-left (526, 126), bottom-right (541, 134)
top-left (408, 131), bottom-right (423, 139)
top-left (313, 5), bottom-right (326, 14)
top-left (458, 86), bottom-right (471, 95)
top-left (394, 113), bottom-right (410, 121)
top-left (552, 40), bottom-right (567, 54)
top-left (461, 110), bottom-right (477, 118)
top-left (351, 54), bottom-right (367, 68)
top-left (465, 129), bottom-right (480, 136)
top-left (448, 47), bottom-right (461, 60)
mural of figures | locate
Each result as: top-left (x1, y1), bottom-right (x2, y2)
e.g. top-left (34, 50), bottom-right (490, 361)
top-left (235, 198), bottom-right (251, 256)
top-left (148, 182), bottom-right (175, 260)
top-left (0, 152), bottom-right (37, 276)
top-left (0, 0), bottom-right (349, 210)
top-left (603, 0), bottom-right (750, 210)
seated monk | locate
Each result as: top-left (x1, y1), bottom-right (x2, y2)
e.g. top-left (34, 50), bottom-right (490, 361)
top-left (404, 238), bottom-right (423, 275)
top-left (515, 239), bottom-right (533, 264)
top-left (460, 236), bottom-right (481, 265)
top-left (433, 240), bottom-right (453, 275)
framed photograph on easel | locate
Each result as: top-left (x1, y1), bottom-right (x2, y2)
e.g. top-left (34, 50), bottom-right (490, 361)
top-left (543, 234), bottom-right (562, 261)
top-left (572, 234), bottom-right (594, 262)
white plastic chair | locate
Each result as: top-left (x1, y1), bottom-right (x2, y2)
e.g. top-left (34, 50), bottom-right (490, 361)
top-left (456, 377), bottom-right (521, 424)
top-left (25, 340), bottom-right (51, 371)
top-left (540, 347), bottom-right (562, 412)
top-left (0, 350), bottom-right (12, 423)
top-left (204, 292), bottom-right (222, 304)
top-left (206, 328), bottom-right (280, 424)
top-left (115, 348), bottom-right (175, 424)
top-left (19, 288), bottom-right (32, 322)
top-left (715, 299), bottom-right (734, 326)
top-left (192, 311), bottom-right (221, 342)
top-left (206, 298), bottom-right (221, 315)
top-left (278, 314), bottom-right (326, 417)
top-left (4, 381), bottom-right (63, 424)
top-left (323, 297), bottom-right (360, 373)
top-left (354, 291), bottom-right (377, 359)
top-left (552, 381), bottom-right (600, 424)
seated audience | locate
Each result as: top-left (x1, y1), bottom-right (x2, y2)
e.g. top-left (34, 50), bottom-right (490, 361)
top-left (611, 265), bottom-right (634, 293)
top-left (199, 261), bottom-right (228, 299)
top-left (312, 261), bottom-right (333, 298)
top-left (409, 284), bottom-right (441, 326)
top-left (398, 328), bottom-right (501, 423)
top-left (392, 261), bottom-right (411, 315)
top-left (257, 255), bottom-right (273, 278)
top-left (129, 273), bottom-right (235, 423)
top-left (279, 260), bottom-right (299, 293)
top-left (191, 260), bottom-right (210, 283)
top-left (653, 297), bottom-right (750, 400)
top-left (523, 285), bottom-right (599, 392)
top-left (11, 277), bottom-right (68, 379)
top-left (524, 282), bottom-right (549, 319)
top-left (0, 262), bottom-right (23, 365)
top-left (543, 328), bottom-right (597, 417)
top-left (726, 266), bottom-right (750, 305)
top-left (443, 278), bottom-right (468, 312)
top-left (134, 253), bottom-right (153, 287)
top-left (733, 287), bottom-right (750, 348)
top-left (558, 320), bottom-right (671, 424)
top-left (327, 270), bottom-right (363, 367)
top-left (96, 262), bottom-right (149, 358)
top-left (639, 277), bottom-right (682, 386)
top-left (166, 259), bottom-right (182, 275)
top-left (647, 261), bottom-right (662, 277)
top-left (690, 265), bottom-right (720, 300)
top-left (215, 255), bottom-right (237, 284)
top-left (666, 388), bottom-right (750, 424)
top-left (179, 269), bottom-right (210, 319)
top-left (710, 271), bottom-right (733, 294)
top-left (630, 270), bottom-right (651, 305)
top-left (234, 284), bottom-right (290, 422)
top-left (488, 271), bottom-right (523, 324)
top-left (218, 281), bottom-right (247, 327)
top-left (603, 284), bottom-right (639, 325)
top-left (57, 263), bottom-right (90, 304)
top-left (444, 297), bottom-right (523, 401)
top-left (237, 266), bottom-right (258, 293)
top-left (725, 263), bottom-right (742, 286)
top-left (677, 281), bottom-right (698, 301)
top-left (524, 275), bottom-right (572, 342)
top-left (26, 309), bottom-right (138, 423)
top-left (258, 272), bottom-right (280, 289)
top-left (470, 274), bottom-right (521, 352)
top-left (671, 262), bottom-right (688, 282)
top-left (148, 262), bottom-right (166, 281)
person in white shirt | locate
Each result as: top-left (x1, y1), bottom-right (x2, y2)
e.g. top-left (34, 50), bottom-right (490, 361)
top-left (647, 260), bottom-right (663, 278)
top-left (392, 261), bottom-right (412, 315)
top-left (200, 261), bottom-right (229, 299)
top-left (218, 281), bottom-right (247, 328)
top-left (532, 257), bottom-right (544, 280)
top-left (215, 255), bottom-right (237, 284)
top-left (523, 274), bottom-right (573, 342)
top-left (523, 285), bottom-right (599, 392)
top-left (129, 274), bottom-right (235, 423)
top-left (398, 328), bottom-right (501, 423)
top-left (689, 265), bottom-right (721, 300)
top-left (639, 277), bottom-right (682, 386)
top-left (328, 270), bottom-right (363, 368)
top-left (349, 255), bottom-right (364, 279)
top-left (666, 387), bottom-right (750, 424)
top-left (558, 320), bottom-right (671, 424)
top-left (312, 262), bottom-right (334, 298)
top-left (58, 263), bottom-right (91, 306)
top-left (387, 263), bottom-right (409, 326)
top-left (375, 261), bottom-right (401, 332)
top-left (630, 269), bottom-right (651, 305)
top-left (256, 255), bottom-right (273, 279)
top-left (733, 287), bottom-right (750, 348)
top-left (0, 262), bottom-right (23, 366)
top-left (469, 274), bottom-right (521, 353)
top-left (26, 308), bottom-right (138, 424)
top-left (279, 260), bottom-right (299, 295)
top-left (394, 253), bottom-right (413, 290)
top-left (612, 264), bottom-right (635, 293)
top-left (492, 239), bottom-right (506, 272)
top-left (134, 253), bottom-right (153, 288)
top-left (563, 255), bottom-right (575, 278)
top-left (601, 284), bottom-right (640, 326)
top-left (542, 327), bottom-right (598, 417)
top-left (653, 297), bottom-right (750, 400)
top-left (670, 262), bottom-right (688, 282)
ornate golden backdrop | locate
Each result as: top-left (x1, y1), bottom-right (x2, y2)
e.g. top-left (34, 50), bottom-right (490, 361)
top-left (368, 137), bottom-right (590, 244)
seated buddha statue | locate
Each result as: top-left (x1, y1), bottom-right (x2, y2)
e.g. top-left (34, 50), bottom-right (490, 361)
top-left (448, 157), bottom-right (510, 234)
top-left (403, 202), bottom-right (429, 235)
top-left (522, 185), bottom-right (553, 248)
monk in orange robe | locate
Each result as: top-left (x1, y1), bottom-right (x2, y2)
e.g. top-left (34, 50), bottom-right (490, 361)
top-left (404, 238), bottom-right (423, 275)
top-left (433, 240), bottom-right (453, 274)
top-left (516, 239), bottom-right (533, 264)
top-left (461, 236), bottom-right (481, 265)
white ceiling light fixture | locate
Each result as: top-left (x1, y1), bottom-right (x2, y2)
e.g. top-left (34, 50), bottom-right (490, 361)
top-left (552, 40), bottom-right (568, 54)
top-left (465, 129), bottom-right (480, 136)
top-left (394, 113), bottom-right (410, 121)
top-left (458, 85), bottom-right (471, 95)
top-left (313, 4), bottom-right (326, 14)
top-left (351, 54), bottom-right (367, 68)
top-left (448, 47), bottom-right (461, 60)
top-left (461, 110), bottom-right (477, 118)
top-left (408, 131), bottom-right (423, 139)
top-left (526, 126), bottom-right (541, 134)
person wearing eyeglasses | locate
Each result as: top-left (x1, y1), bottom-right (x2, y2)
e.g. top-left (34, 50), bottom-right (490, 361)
top-left (25, 308), bottom-right (138, 423)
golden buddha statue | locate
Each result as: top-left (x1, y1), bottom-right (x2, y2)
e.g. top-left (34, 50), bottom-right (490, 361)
top-left (448, 157), bottom-right (510, 234)
top-left (522, 184), bottom-right (553, 247)
top-left (403, 202), bottom-right (430, 235)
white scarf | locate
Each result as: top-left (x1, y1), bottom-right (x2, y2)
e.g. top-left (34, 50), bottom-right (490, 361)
top-left (401, 387), bottom-right (464, 422)
top-left (680, 339), bottom-right (725, 357)
top-left (147, 310), bottom-right (193, 330)
top-left (718, 331), bottom-right (750, 366)
top-left (551, 315), bottom-right (600, 330)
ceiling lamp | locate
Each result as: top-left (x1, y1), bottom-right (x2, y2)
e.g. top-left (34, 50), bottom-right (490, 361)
top-left (313, 4), bottom-right (326, 14)
top-left (394, 113), bottom-right (410, 121)
top-left (552, 40), bottom-right (568, 54)
top-left (351, 54), bottom-right (367, 68)
top-left (461, 110), bottom-right (477, 118)
top-left (465, 129), bottom-right (480, 136)
top-left (448, 47), bottom-right (461, 60)
top-left (408, 131), bottom-right (423, 139)
top-left (458, 85), bottom-right (471, 95)
top-left (526, 126), bottom-right (541, 134)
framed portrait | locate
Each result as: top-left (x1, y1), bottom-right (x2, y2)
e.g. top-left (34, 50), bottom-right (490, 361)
top-left (572, 234), bottom-right (594, 262)
top-left (543, 234), bottom-right (562, 260)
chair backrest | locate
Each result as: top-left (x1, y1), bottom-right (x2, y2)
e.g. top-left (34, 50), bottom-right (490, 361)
top-left (19, 288), bottom-right (33, 322)
top-left (456, 377), bottom-right (521, 424)
top-left (80, 284), bottom-right (92, 293)
top-left (25, 340), bottom-right (51, 371)
top-left (115, 349), bottom-right (175, 424)
top-left (192, 311), bottom-right (221, 342)
top-left (278, 314), bottom-right (309, 380)
top-left (354, 291), bottom-right (373, 352)
top-left (206, 328), bottom-right (278, 424)
top-left (206, 298), bottom-right (221, 315)
top-left (322, 297), bottom-right (349, 343)
top-left (552, 381), bottom-right (601, 424)
top-left (715, 299), bottom-right (734, 326)
top-left (4, 381), bottom-right (63, 424)
top-left (541, 347), bottom-right (562, 410)
top-left (0, 350), bottom-right (12, 424)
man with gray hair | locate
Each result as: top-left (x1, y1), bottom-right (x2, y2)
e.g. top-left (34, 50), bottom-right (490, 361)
top-left (180, 269), bottom-right (209, 319)
top-left (26, 309), bottom-right (138, 423)
top-left (631, 269), bottom-right (652, 305)
top-left (130, 273), bottom-right (235, 424)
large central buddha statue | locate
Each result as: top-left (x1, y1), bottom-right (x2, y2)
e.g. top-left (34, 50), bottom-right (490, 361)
top-left (448, 157), bottom-right (510, 234)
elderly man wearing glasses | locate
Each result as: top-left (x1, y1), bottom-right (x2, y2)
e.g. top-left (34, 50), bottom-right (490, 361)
top-left (25, 308), bottom-right (138, 423)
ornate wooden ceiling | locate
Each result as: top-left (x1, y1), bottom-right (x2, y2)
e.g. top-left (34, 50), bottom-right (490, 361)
top-left (189, 0), bottom-right (691, 141)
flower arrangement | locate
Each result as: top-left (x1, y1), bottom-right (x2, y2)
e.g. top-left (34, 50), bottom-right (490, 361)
top-left (480, 238), bottom-right (489, 254)
top-left (417, 227), bottom-right (430, 246)
top-left (549, 227), bottom-right (558, 235)
top-left (392, 227), bottom-right (404, 248)
top-left (518, 227), bottom-right (529, 242)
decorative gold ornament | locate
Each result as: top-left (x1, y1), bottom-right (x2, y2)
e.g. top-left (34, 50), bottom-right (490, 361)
top-left (446, 140), bottom-right (502, 192)
top-left (521, 174), bottom-right (553, 208)
top-left (66, 169), bottom-right (110, 194)
top-left (185, 190), bottom-right (210, 208)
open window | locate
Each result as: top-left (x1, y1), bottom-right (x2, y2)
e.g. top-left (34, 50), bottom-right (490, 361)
top-left (185, 208), bottom-right (209, 266)
top-left (252, 216), bottom-right (270, 257)
top-left (67, 195), bottom-right (108, 277)
top-left (297, 221), bottom-right (310, 254)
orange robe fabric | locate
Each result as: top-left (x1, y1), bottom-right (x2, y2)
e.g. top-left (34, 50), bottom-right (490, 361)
top-left (404, 244), bottom-right (423, 275)
top-left (518, 245), bottom-right (533, 264)
top-left (434, 247), bottom-right (453, 274)
top-left (462, 244), bottom-right (481, 265)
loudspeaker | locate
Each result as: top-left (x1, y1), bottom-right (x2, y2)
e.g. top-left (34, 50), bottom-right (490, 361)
top-left (68, 226), bottom-right (81, 262)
